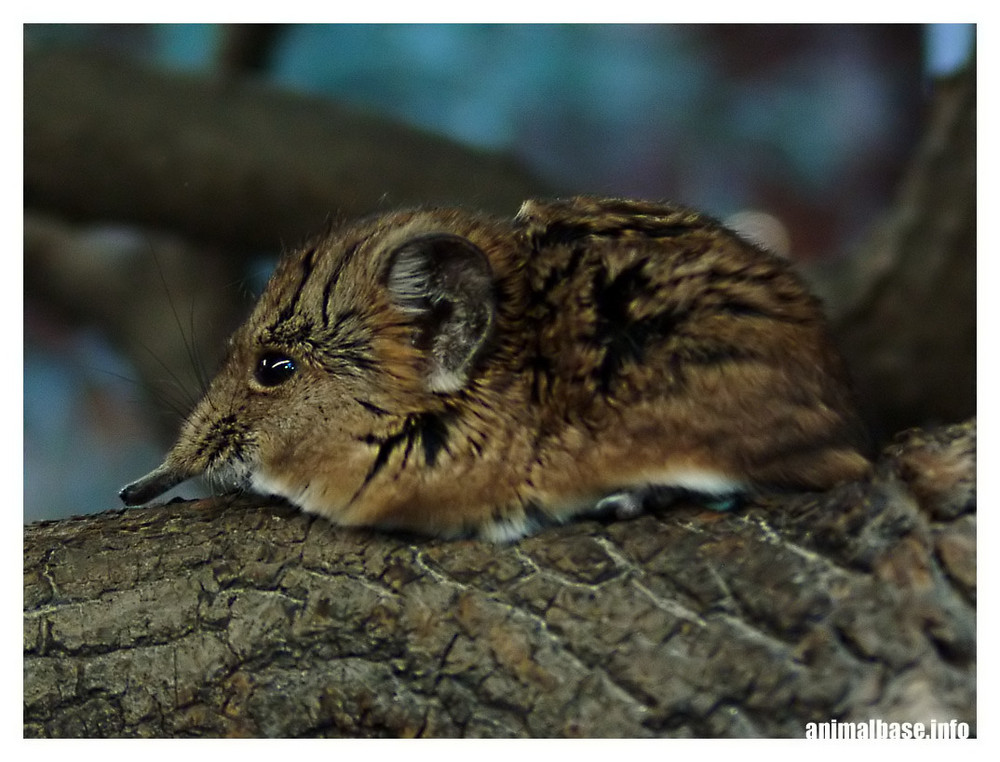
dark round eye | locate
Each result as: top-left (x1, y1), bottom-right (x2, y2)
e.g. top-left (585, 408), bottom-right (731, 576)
top-left (255, 351), bottom-right (297, 387)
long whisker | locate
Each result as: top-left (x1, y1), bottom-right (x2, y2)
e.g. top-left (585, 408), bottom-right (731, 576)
top-left (148, 242), bottom-right (206, 403)
top-left (136, 340), bottom-right (198, 415)
top-left (187, 300), bottom-right (210, 396)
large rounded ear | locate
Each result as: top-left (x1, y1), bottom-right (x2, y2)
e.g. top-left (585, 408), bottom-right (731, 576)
top-left (386, 234), bottom-right (497, 393)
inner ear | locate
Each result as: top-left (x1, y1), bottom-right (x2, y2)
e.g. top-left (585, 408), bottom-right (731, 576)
top-left (386, 233), bottom-right (497, 393)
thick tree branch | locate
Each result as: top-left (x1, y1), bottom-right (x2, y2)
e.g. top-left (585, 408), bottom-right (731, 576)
top-left (810, 65), bottom-right (976, 437)
top-left (23, 420), bottom-right (975, 737)
top-left (24, 46), bottom-right (550, 253)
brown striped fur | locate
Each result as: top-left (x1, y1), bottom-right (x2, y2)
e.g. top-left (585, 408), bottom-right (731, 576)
top-left (121, 197), bottom-right (871, 540)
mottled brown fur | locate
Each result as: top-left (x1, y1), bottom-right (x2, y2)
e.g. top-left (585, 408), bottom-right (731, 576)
top-left (121, 197), bottom-right (870, 540)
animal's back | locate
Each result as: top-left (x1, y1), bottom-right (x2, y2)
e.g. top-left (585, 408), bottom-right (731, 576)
top-left (513, 197), bottom-right (870, 512)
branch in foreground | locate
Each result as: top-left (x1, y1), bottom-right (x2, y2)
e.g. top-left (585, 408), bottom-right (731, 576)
top-left (23, 419), bottom-right (975, 737)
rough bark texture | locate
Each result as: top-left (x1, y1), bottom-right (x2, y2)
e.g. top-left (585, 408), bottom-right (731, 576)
top-left (23, 420), bottom-right (975, 738)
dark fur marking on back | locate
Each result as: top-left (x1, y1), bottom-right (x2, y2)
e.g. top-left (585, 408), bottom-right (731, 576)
top-left (533, 246), bottom-right (586, 299)
top-left (592, 263), bottom-right (684, 392)
top-left (674, 339), bottom-right (761, 369)
top-left (530, 220), bottom-right (697, 249)
top-left (714, 301), bottom-right (775, 320)
top-left (527, 354), bottom-right (555, 405)
top-left (710, 293), bottom-right (811, 325)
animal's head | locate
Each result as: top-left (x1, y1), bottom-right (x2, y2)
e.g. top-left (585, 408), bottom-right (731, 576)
top-left (120, 208), bottom-right (510, 514)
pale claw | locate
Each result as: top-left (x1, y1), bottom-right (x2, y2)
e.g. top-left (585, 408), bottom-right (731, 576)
top-left (594, 491), bottom-right (646, 519)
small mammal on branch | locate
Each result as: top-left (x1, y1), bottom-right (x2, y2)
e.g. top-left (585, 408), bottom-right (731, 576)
top-left (121, 196), bottom-right (870, 541)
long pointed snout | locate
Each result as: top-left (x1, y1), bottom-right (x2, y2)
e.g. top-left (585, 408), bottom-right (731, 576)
top-left (119, 462), bottom-right (191, 506)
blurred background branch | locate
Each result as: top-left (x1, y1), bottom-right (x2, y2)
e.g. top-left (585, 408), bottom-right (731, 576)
top-left (24, 45), bottom-right (547, 253)
top-left (819, 65), bottom-right (975, 440)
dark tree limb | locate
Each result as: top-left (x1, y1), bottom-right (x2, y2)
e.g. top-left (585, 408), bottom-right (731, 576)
top-left (23, 420), bottom-right (975, 738)
top-left (24, 46), bottom-right (550, 253)
top-left (215, 24), bottom-right (287, 75)
top-left (809, 64), bottom-right (976, 437)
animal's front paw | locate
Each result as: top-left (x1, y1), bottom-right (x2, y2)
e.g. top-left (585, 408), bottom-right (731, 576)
top-left (594, 490), bottom-right (647, 520)
top-left (593, 485), bottom-right (744, 522)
